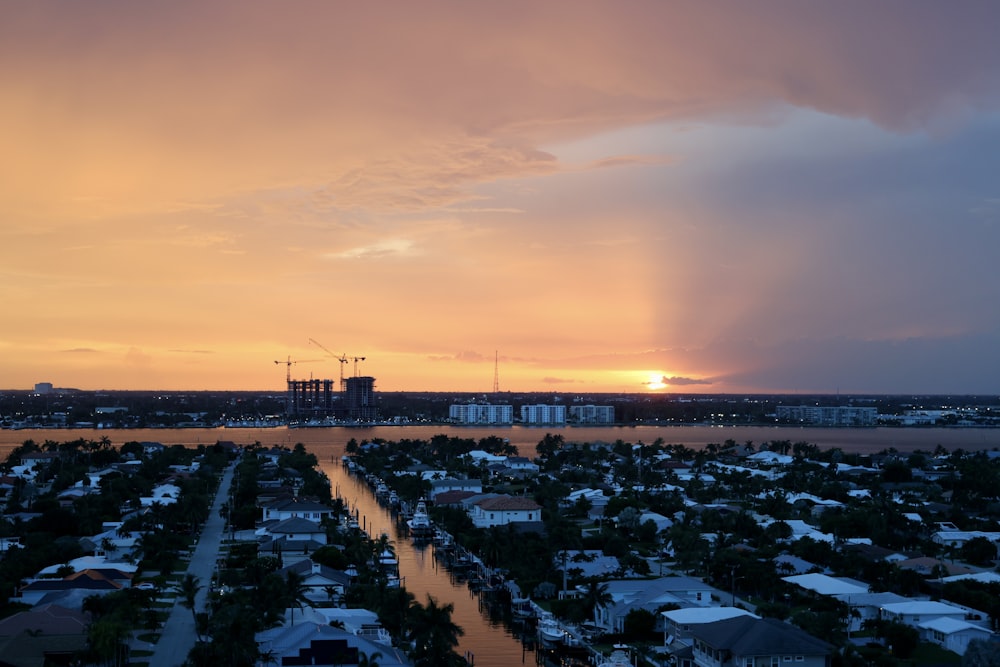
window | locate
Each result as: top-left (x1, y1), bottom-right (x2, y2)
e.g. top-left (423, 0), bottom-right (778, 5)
top-left (784, 657), bottom-right (792, 662)
top-left (795, 658), bottom-right (804, 663)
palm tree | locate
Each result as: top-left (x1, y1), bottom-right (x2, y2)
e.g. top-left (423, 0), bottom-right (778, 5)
top-left (258, 648), bottom-right (278, 667)
top-left (581, 579), bottom-right (613, 625)
top-left (88, 617), bottom-right (129, 667)
top-left (100, 536), bottom-right (117, 558)
top-left (407, 594), bottom-right (464, 666)
top-left (284, 570), bottom-right (310, 624)
top-left (323, 585), bottom-right (341, 606)
top-left (357, 651), bottom-right (383, 667)
top-left (175, 573), bottom-right (202, 636)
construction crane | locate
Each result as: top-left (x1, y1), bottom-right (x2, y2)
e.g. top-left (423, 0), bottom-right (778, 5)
top-left (273, 356), bottom-right (323, 383)
top-left (352, 356), bottom-right (366, 377)
top-left (309, 338), bottom-right (353, 390)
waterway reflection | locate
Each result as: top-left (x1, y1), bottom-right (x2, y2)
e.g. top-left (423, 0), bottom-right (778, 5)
top-left (318, 457), bottom-right (535, 667)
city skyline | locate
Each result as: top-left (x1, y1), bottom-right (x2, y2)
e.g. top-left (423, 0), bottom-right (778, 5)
top-left (3, 2), bottom-right (1000, 395)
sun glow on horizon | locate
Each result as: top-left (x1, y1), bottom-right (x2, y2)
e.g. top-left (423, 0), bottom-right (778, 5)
top-left (644, 372), bottom-right (668, 391)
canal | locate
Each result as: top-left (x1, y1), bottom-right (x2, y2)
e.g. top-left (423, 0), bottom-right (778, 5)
top-left (318, 456), bottom-right (535, 667)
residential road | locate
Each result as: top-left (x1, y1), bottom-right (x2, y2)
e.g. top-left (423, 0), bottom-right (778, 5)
top-left (146, 460), bottom-right (235, 667)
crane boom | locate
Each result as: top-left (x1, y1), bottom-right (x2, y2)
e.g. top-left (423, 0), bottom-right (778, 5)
top-left (309, 338), bottom-right (358, 390)
top-left (274, 356), bottom-right (323, 383)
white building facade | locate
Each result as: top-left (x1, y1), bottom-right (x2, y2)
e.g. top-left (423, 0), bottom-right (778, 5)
top-left (569, 405), bottom-right (615, 424)
top-left (471, 496), bottom-right (541, 528)
top-left (449, 403), bottom-right (513, 424)
top-left (776, 405), bottom-right (877, 426)
top-left (520, 404), bottom-right (566, 425)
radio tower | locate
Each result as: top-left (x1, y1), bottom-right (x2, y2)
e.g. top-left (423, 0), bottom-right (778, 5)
top-left (493, 350), bottom-right (500, 393)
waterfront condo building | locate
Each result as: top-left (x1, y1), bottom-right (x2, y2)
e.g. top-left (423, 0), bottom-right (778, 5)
top-left (776, 405), bottom-right (877, 426)
top-left (520, 404), bottom-right (567, 425)
top-left (569, 404), bottom-right (615, 424)
top-left (449, 403), bottom-right (513, 425)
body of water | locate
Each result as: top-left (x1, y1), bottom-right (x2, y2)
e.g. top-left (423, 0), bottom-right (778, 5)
top-left (317, 457), bottom-right (533, 667)
top-left (4, 423), bottom-right (1000, 459)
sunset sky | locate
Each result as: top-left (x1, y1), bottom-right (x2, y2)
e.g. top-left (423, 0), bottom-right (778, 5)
top-left (3, 2), bottom-right (1000, 395)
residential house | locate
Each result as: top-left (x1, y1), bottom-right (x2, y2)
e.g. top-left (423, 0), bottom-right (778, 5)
top-left (557, 550), bottom-right (621, 580)
top-left (836, 592), bottom-right (909, 634)
top-left (465, 450), bottom-right (507, 465)
top-left (680, 616), bottom-right (832, 667)
top-left (261, 498), bottom-right (336, 523)
top-left (762, 519), bottom-right (835, 544)
top-left (18, 569), bottom-right (130, 606)
top-left (772, 554), bottom-right (825, 577)
top-left (429, 478), bottom-right (483, 501)
top-left (880, 600), bottom-right (975, 628)
top-left (140, 482), bottom-right (181, 507)
top-left (918, 617), bottom-right (995, 656)
top-left (19, 451), bottom-right (59, 469)
top-left (432, 490), bottom-right (480, 507)
top-left (931, 529), bottom-right (1000, 554)
top-left (662, 607), bottom-right (758, 645)
top-left (257, 517), bottom-right (328, 561)
top-left (504, 456), bottom-right (539, 474)
top-left (278, 558), bottom-right (351, 605)
top-left (941, 572), bottom-right (1000, 585)
top-left (255, 621), bottom-right (412, 666)
top-left (746, 451), bottom-right (794, 466)
top-left (318, 608), bottom-right (395, 646)
top-left (257, 446), bottom-right (287, 466)
top-left (470, 496), bottom-right (541, 528)
top-left (36, 556), bottom-right (138, 577)
top-left (595, 576), bottom-right (715, 633)
top-left (781, 573), bottom-right (869, 597)
top-left (565, 487), bottom-right (609, 521)
top-left (638, 511), bottom-right (674, 533)
top-left (895, 556), bottom-right (978, 578)
top-left (141, 441), bottom-right (165, 457)
top-left (0, 604), bottom-right (90, 667)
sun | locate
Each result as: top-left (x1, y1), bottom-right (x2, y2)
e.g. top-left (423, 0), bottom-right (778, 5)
top-left (645, 373), bottom-right (667, 391)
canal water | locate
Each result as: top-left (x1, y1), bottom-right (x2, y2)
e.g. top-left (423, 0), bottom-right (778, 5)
top-left (317, 456), bottom-right (534, 667)
top-left (4, 424), bottom-right (1000, 666)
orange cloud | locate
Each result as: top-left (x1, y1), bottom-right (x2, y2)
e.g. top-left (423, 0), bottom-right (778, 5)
top-left (1, 2), bottom-right (998, 392)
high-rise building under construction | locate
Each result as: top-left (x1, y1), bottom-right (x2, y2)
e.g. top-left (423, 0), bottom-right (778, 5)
top-left (286, 375), bottom-right (378, 422)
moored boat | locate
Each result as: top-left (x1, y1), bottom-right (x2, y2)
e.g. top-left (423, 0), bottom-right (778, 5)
top-left (537, 613), bottom-right (564, 645)
top-left (406, 499), bottom-right (434, 539)
top-left (597, 649), bottom-right (631, 667)
top-left (511, 596), bottom-right (536, 620)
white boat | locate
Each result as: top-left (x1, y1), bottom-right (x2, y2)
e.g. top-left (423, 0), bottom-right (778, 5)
top-left (378, 548), bottom-right (398, 575)
top-left (511, 596), bottom-right (535, 620)
top-left (537, 614), bottom-right (564, 645)
top-left (407, 499), bottom-right (434, 538)
top-left (432, 528), bottom-right (453, 547)
top-left (597, 650), bottom-right (631, 667)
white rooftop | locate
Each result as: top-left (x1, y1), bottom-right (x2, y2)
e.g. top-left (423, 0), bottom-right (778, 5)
top-left (38, 556), bottom-right (139, 576)
top-left (881, 600), bottom-right (965, 616)
top-left (918, 616), bottom-right (992, 634)
top-left (662, 607), bottom-right (758, 624)
top-left (942, 572), bottom-right (1000, 585)
top-left (783, 573), bottom-right (868, 596)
